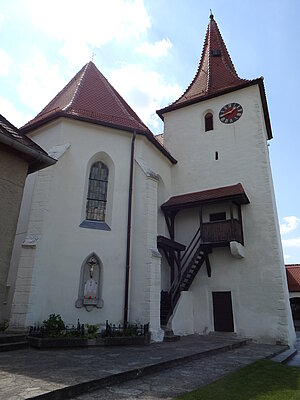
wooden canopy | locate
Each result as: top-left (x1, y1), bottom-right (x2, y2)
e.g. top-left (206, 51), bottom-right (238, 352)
top-left (161, 183), bottom-right (249, 212)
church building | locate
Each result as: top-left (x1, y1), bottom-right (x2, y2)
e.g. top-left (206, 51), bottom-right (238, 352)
top-left (7, 15), bottom-right (295, 345)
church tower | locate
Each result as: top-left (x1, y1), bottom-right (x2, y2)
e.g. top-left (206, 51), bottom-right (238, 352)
top-left (157, 14), bottom-right (295, 345)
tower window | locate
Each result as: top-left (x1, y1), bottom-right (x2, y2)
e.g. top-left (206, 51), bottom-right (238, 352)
top-left (212, 49), bottom-right (221, 57)
top-left (205, 112), bottom-right (213, 132)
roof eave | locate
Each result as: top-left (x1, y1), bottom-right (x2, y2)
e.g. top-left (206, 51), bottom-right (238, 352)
top-left (21, 112), bottom-right (177, 165)
top-left (161, 191), bottom-right (250, 213)
top-left (0, 131), bottom-right (56, 174)
top-left (157, 78), bottom-right (273, 140)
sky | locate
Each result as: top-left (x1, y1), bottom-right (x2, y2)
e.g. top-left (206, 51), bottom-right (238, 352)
top-left (0, 0), bottom-right (299, 263)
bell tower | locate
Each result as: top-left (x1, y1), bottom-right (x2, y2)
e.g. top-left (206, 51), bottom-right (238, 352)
top-left (157, 14), bottom-right (295, 345)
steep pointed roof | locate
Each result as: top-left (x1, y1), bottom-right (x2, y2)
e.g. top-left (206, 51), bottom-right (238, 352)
top-left (21, 62), bottom-right (177, 163)
top-left (157, 15), bottom-right (273, 139)
top-left (22, 62), bottom-right (150, 134)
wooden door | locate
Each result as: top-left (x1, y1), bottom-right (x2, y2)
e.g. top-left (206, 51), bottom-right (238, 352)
top-left (212, 291), bottom-right (234, 332)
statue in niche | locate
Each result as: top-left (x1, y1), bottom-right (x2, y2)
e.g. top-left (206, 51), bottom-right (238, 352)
top-left (75, 253), bottom-right (104, 311)
top-left (84, 257), bottom-right (98, 305)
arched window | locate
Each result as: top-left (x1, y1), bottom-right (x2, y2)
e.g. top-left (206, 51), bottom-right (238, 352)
top-left (86, 162), bottom-right (109, 222)
top-left (205, 112), bottom-right (213, 132)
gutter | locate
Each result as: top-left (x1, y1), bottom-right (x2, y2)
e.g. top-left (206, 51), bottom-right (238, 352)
top-left (21, 112), bottom-right (177, 164)
top-left (0, 132), bottom-right (56, 173)
top-left (123, 130), bottom-right (136, 327)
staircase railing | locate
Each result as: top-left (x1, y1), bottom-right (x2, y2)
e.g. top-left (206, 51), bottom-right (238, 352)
top-left (167, 227), bottom-right (203, 317)
top-left (180, 226), bottom-right (202, 271)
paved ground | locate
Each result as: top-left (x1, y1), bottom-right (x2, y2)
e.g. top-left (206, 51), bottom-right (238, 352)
top-left (73, 342), bottom-right (285, 400)
top-left (287, 331), bottom-right (300, 367)
top-left (0, 334), bottom-right (285, 400)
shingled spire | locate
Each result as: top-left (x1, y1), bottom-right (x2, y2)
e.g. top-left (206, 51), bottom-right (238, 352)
top-left (157, 14), bottom-right (251, 118)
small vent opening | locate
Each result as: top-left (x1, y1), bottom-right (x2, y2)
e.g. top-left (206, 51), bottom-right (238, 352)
top-left (212, 49), bottom-right (221, 57)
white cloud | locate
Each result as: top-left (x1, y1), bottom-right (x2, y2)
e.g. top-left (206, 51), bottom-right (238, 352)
top-left (135, 38), bottom-right (172, 58)
top-left (26, 0), bottom-right (151, 67)
top-left (108, 63), bottom-right (181, 129)
top-left (280, 216), bottom-right (300, 234)
top-left (0, 96), bottom-right (33, 127)
top-left (284, 254), bottom-right (291, 260)
top-left (17, 53), bottom-right (66, 112)
top-left (282, 237), bottom-right (300, 248)
top-left (0, 49), bottom-right (13, 76)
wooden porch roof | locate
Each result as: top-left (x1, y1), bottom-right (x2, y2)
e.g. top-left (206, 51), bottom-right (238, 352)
top-left (161, 183), bottom-right (249, 212)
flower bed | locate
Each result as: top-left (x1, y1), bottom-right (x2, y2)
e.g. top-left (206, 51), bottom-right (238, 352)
top-left (28, 315), bottom-right (151, 348)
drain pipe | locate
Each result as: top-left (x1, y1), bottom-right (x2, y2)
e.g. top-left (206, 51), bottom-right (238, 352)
top-left (124, 130), bottom-right (136, 327)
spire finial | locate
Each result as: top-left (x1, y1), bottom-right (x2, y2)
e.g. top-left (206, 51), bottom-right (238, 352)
top-left (210, 9), bottom-right (214, 20)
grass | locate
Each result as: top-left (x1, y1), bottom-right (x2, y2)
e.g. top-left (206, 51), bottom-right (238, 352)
top-left (176, 360), bottom-right (300, 400)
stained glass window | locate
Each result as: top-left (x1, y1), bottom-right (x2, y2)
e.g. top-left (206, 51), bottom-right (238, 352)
top-left (86, 162), bottom-right (109, 222)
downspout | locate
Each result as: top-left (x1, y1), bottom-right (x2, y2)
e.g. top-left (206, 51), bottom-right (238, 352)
top-left (124, 130), bottom-right (136, 327)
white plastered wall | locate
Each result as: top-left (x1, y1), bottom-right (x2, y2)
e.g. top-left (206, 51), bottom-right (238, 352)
top-left (9, 119), bottom-right (174, 341)
top-left (129, 135), bottom-right (172, 341)
top-left (163, 85), bottom-right (295, 345)
top-left (10, 119), bottom-right (134, 328)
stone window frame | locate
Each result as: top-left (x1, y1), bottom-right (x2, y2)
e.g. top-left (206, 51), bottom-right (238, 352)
top-left (80, 152), bottom-right (115, 231)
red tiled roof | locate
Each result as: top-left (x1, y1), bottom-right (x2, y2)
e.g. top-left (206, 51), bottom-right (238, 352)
top-left (21, 62), bottom-right (176, 164)
top-left (22, 62), bottom-right (150, 134)
top-left (286, 265), bottom-right (300, 292)
top-left (0, 114), bottom-right (55, 173)
top-left (161, 183), bottom-right (249, 210)
top-left (156, 15), bottom-right (273, 140)
top-left (158, 15), bottom-right (248, 113)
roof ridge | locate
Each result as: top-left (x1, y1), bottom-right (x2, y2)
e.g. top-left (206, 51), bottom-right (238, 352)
top-left (96, 67), bottom-right (150, 132)
top-left (212, 18), bottom-right (238, 78)
top-left (34, 64), bottom-right (88, 121)
top-left (207, 20), bottom-right (212, 91)
top-left (63, 62), bottom-right (90, 111)
top-left (175, 24), bottom-right (210, 105)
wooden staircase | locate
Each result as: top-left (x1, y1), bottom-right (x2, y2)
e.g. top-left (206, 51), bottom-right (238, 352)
top-left (160, 228), bottom-right (211, 326)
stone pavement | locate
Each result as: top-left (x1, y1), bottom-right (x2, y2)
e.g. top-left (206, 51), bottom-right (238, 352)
top-left (287, 331), bottom-right (300, 367)
top-left (74, 342), bottom-right (286, 400)
top-left (0, 334), bottom-right (286, 400)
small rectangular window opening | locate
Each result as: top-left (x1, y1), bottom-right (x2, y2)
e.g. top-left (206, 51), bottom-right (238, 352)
top-left (205, 113), bottom-right (213, 132)
top-left (212, 50), bottom-right (221, 57)
top-left (215, 151), bottom-right (218, 160)
top-left (209, 212), bottom-right (226, 222)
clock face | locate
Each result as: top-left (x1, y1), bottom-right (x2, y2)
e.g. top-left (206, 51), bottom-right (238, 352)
top-left (219, 103), bottom-right (243, 124)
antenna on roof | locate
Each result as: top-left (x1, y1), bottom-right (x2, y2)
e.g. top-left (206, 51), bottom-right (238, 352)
top-left (210, 9), bottom-right (214, 20)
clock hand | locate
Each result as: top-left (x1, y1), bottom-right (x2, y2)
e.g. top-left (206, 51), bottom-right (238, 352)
top-left (222, 108), bottom-right (236, 117)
